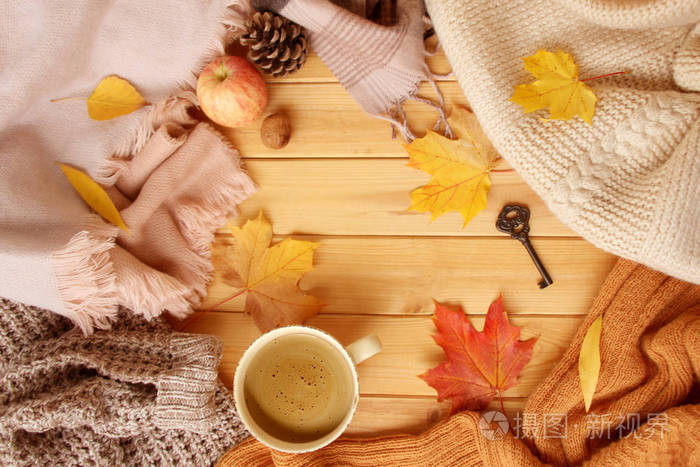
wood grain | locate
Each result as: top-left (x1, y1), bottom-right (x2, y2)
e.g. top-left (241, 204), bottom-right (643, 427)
top-left (185, 312), bottom-right (584, 398)
top-left (217, 159), bottom-right (578, 237)
top-left (203, 236), bottom-right (615, 315)
top-left (219, 81), bottom-right (467, 159)
top-left (190, 41), bottom-right (613, 440)
top-left (346, 396), bottom-right (524, 436)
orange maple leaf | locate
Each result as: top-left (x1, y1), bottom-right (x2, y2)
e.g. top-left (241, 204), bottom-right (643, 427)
top-left (419, 296), bottom-right (537, 414)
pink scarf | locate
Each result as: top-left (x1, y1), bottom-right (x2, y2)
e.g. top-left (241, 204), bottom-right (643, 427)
top-left (253, 0), bottom-right (451, 140)
top-left (0, 0), bottom-right (257, 333)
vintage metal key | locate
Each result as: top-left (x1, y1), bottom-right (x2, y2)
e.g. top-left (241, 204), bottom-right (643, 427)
top-left (496, 205), bottom-right (553, 288)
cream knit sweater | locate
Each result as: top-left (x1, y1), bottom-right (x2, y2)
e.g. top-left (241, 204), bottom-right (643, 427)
top-left (426, 0), bottom-right (700, 284)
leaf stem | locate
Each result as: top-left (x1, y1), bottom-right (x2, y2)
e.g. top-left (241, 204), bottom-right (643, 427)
top-left (491, 169), bottom-right (515, 173)
top-left (580, 71), bottom-right (629, 82)
top-left (177, 288), bottom-right (247, 332)
top-left (499, 393), bottom-right (506, 417)
top-left (50, 96), bottom-right (84, 103)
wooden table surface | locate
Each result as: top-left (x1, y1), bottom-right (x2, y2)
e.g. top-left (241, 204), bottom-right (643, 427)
top-left (186, 44), bottom-right (617, 437)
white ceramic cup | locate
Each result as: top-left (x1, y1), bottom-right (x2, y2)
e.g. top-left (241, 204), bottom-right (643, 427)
top-left (233, 326), bottom-right (382, 453)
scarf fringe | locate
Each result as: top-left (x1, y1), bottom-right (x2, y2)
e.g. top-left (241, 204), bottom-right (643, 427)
top-left (109, 0), bottom-right (252, 162)
top-left (361, 32), bottom-right (452, 142)
top-left (53, 128), bottom-right (257, 334)
top-left (51, 215), bottom-right (121, 334)
top-left (379, 73), bottom-right (453, 142)
top-left (110, 91), bottom-right (201, 164)
top-left (95, 101), bottom-right (197, 186)
top-left (111, 249), bottom-right (199, 322)
top-left (53, 151), bottom-right (256, 334)
top-left (176, 125), bottom-right (258, 257)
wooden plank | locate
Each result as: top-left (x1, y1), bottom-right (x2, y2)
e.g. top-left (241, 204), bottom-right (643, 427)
top-left (225, 158), bottom-right (577, 237)
top-left (346, 396), bottom-right (524, 437)
top-left (187, 312), bottom-right (584, 398)
top-left (202, 237), bottom-right (615, 315)
top-left (219, 81), bottom-right (467, 159)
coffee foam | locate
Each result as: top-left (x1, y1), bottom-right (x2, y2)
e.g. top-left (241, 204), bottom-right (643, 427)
top-left (244, 333), bottom-right (354, 443)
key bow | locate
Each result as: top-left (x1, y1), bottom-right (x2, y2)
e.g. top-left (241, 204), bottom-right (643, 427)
top-left (496, 204), bottom-right (530, 243)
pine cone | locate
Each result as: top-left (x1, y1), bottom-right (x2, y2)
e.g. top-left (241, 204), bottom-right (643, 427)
top-left (240, 11), bottom-right (308, 78)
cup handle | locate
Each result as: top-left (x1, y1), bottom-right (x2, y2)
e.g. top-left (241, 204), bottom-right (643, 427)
top-left (345, 334), bottom-right (382, 365)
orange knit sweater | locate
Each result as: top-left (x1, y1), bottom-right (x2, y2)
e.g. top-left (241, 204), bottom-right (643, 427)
top-left (219, 260), bottom-right (700, 466)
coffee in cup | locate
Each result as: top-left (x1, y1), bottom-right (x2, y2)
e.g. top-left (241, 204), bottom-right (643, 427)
top-left (234, 326), bottom-right (381, 452)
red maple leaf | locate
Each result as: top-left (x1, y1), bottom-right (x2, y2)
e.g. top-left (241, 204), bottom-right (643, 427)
top-left (419, 296), bottom-right (537, 414)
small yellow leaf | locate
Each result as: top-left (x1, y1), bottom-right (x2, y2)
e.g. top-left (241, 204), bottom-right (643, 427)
top-left (448, 106), bottom-right (500, 166)
top-left (405, 128), bottom-right (492, 227)
top-left (409, 176), bottom-right (490, 226)
top-left (578, 316), bottom-right (602, 412)
top-left (87, 76), bottom-right (146, 120)
top-left (226, 213), bottom-right (274, 287)
top-left (59, 164), bottom-right (129, 233)
top-left (511, 49), bottom-right (597, 124)
top-left (253, 238), bottom-right (317, 285)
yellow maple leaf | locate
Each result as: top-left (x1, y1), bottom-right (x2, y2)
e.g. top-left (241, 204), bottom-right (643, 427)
top-left (405, 107), bottom-right (498, 227)
top-left (511, 49), bottom-right (597, 124)
top-left (212, 212), bottom-right (323, 332)
top-left (59, 164), bottom-right (129, 233)
top-left (52, 75), bottom-right (147, 120)
top-left (448, 106), bottom-right (501, 166)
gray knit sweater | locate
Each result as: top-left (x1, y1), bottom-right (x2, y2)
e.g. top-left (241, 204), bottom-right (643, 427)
top-left (0, 299), bottom-right (249, 466)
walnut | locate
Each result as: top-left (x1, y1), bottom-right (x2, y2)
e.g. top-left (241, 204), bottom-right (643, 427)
top-left (260, 113), bottom-right (291, 149)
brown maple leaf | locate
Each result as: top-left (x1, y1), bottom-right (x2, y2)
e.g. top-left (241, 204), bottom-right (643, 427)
top-left (419, 296), bottom-right (537, 414)
top-left (211, 212), bottom-right (323, 332)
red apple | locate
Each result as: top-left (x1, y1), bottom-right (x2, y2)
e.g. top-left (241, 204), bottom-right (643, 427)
top-left (196, 56), bottom-right (268, 128)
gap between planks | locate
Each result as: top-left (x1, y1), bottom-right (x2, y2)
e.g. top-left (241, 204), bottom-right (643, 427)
top-left (348, 396), bottom-right (525, 436)
top-left (360, 394), bottom-right (523, 405)
top-left (217, 233), bottom-right (584, 241)
top-left (217, 158), bottom-right (578, 237)
top-left (219, 81), bottom-right (468, 159)
top-left (185, 311), bottom-right (585, 398)
top-left (225, 37), bottom-right (454, 155)
top-left (197, 310), bottom-right (593, 319)
top-left (203, 236), bottom-right (616, 315)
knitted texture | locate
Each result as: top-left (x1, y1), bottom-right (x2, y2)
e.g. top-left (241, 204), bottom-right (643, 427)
top-left (218, 259), bottom-right (700, 466)
top-left (425, 0), bottom-right (700, 284)
top-left (220, 406), bottom-right (700, 467)
top-left (0, 299), bottom-right (249, 466)
top-left (522, 258), bottom-right (700, 464)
